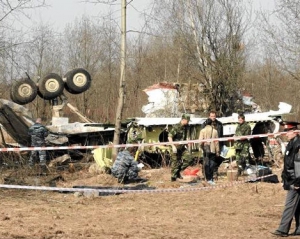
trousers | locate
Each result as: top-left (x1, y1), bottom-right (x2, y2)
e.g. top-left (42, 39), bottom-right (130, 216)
top-left (277, 189), bottom-right (300, 234)
top-left (29, 150), bottom-right (46, 166)
top-left (170, 148), bottom-right (193, 178)
top-left (203, 153), bottom-right (216, 181)
top-left (235, 147), bottom-right (250, 173)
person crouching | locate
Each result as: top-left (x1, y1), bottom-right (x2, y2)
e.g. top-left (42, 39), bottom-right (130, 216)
top-left (111, 147), bottom-right (141, 183)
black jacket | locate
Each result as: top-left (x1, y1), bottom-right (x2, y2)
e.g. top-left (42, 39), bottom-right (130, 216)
top-left (282, 135), bottom-right (300, 190)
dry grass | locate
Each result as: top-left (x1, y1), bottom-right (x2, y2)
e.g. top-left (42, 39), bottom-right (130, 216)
top-left (0, 158), bottom-right (290, 239)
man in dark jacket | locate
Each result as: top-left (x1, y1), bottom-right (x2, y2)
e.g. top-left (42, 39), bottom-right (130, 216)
top-left (201, 110), bottom-right (223, 178)
top-left (28, 118), bottom-right (49, 167)
top-left (272, 122), bottom-right (300, 237)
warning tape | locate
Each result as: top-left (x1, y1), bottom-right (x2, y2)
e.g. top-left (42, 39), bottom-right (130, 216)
top-left (0, 129), bottom-right (294, 152)
top-left (0, 174), bottom-right (276, 194)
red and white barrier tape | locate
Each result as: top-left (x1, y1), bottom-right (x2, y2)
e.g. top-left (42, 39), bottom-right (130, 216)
top-left (1, 129), bottom-right (294, 152)
top-left (0, 174), bottom-right (275, 194)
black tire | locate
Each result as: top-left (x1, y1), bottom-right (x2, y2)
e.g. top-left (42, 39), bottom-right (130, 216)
top-left (64, 68), bottom-right (91, 94)
top-left (38, 73), bottom-right (64, 100)
top-left (10, 90), bottom-right (21, 105)
top-left (10, 78), bottom-right (37, 105)
top-left (9, 90), bottom-right (26, 105)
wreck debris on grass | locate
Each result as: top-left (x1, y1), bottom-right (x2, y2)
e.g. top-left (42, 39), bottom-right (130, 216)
top-left (0, 161), bottom-right (287, 239)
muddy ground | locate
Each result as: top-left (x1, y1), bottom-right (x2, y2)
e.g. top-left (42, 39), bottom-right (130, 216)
top-left (0, 157), bottom-right (296, 239)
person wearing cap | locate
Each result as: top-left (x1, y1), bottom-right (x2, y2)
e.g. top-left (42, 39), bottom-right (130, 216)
top-left (201, 110), bottom-right (223, 179)
top-left (283, 122), bottom-right (300, 132)
top-left (234, 113), bottom-right (251, 176)
top-left (272, 122), bottom-right (300, 237)
top-left (168, 113), bottom-right (193, 182)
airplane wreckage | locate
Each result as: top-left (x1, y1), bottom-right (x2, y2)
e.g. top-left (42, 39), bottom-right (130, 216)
top-left (0, 76), bottom-right (293, 169)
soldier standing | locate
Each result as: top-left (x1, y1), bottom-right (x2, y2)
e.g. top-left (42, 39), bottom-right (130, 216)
top-left (234, 113), bottom-right (251, 176)
top-left (168, 113), bottom-right (193, 182)
top-left (28, 118), bottom-right (49, 168)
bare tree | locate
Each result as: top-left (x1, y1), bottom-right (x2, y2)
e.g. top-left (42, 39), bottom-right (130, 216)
top-left (0, 1), bottom-right (49, 108)
top-left (16, 24), bottom-right (62, 119)
top-left (62, 16), bottom-right (120, 123)
top-left (0, 0), bottom-right (48, 79)
top-left (142, 0), bottom-right (251, 116)
top-left (261, 0), bottom-right (300, 81)
top-left (0, 0), bottom-right (46, 23)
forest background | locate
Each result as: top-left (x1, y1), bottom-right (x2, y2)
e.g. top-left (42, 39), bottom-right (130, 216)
top-left (1, 0), bottom-right (300, 124)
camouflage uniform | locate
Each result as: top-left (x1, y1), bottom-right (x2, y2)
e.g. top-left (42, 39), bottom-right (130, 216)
top-left (126, 122), bottom-right (144, 161)
top-left (111, 150), bottom-right (139, 182)
top-left (168, 122), bottom-right (193, 180)
top-left (28, 122), bottom-right (49, 166)
top-left (234, 122), bottom-right (251, 173)
top-left (127, 122), bottom-right (143, 143)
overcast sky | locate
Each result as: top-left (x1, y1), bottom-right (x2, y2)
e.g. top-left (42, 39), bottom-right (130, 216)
top-left (16, 0), bottom-right (275, 33)
top-left (18, 0), bottom-right (152, 32)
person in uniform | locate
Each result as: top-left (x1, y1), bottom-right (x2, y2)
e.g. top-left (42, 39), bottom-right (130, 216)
top-left (234, 113), bottom-right (251, 176)
top-left (272, 122), bottom-right (300, 237)
top-left (28, 118), bottom-right (49, 168)
top-left (127, 121), bottom-right (143, 144)
top-left (111, 147), bottom-right (141, 183)
top-left (168, 113), bottom-right (193, 182)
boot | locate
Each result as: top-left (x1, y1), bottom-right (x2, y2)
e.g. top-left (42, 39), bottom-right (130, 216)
top-left (236, 166), bottom-right (244, 180)
top-left (176, 171), bottom-right (183, 179)
top-left (39, 164), bottom-right (49, 176)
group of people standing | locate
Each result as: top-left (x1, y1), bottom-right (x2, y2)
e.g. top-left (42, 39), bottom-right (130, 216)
top-left (166, 111), bottom-right (300, 236)
top-left (28, 111), bottom-right (252, 185)
top-left (167, 110), bottom-right (224, 184)
top-left (168, 111), bottom-right (252, 184)
top-left (28, 113), bottom-right (300, 236)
